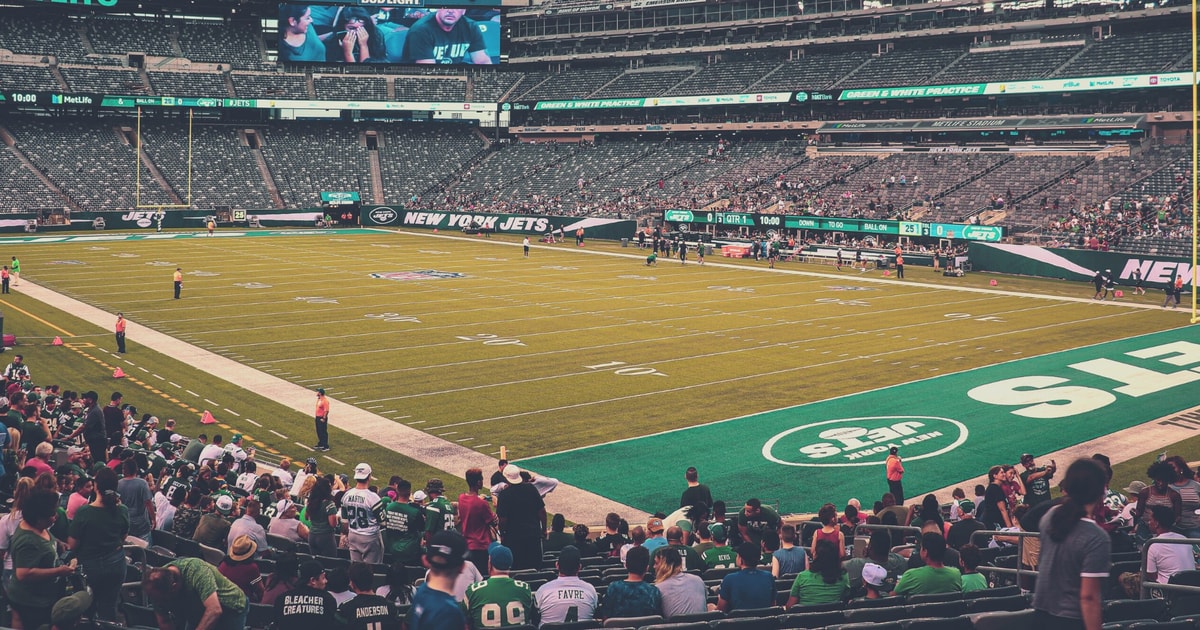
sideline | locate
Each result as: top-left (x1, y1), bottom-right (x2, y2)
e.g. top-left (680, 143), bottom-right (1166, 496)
top-left (13, 278), bottom-right (650, 525)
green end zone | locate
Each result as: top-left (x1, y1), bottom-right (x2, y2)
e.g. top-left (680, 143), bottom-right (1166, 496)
top-left (521, 325), bottom-right (1200, 515)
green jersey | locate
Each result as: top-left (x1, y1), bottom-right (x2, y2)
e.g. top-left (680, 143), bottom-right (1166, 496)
top-left (383, 501), bottom-right (425, 563)
top-left (463, 575), bottom-right (536, 629)
top-left (702, 545), bottom-right (737, 569)
top-left (425, 496), bottom-right (457, 534)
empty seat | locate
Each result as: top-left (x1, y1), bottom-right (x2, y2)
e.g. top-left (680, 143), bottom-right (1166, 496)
top-left (844, 605), bottom-right (910, 623)
top-left (1106, 599), bottom-right (1170, 623)
top-left (246, 603), bottom-right (275, 630)
top-left (710, 617), bottom-right (782, 629)
top-left (602, 615), bottom-right (662, 628)
top-left (966, 594), bottom-right (1028, 614)
top-left (906, 592), bottom-right (964, 604)
top-left (725, 606), bottom-right (784, 619)
top-left (777, 610), bottom-right (847, 628)
top-left (901, 616), bottom-right (975, 630)
top-left (969, 609), bottom-right (1037, 630)
top-left (909, 600), bottom-right (969, 618)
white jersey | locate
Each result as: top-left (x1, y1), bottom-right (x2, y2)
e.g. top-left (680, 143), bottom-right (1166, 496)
top-left (534, 576), bottom-right (598, 626)
top-left (341, 487), bottom-right (383, 536)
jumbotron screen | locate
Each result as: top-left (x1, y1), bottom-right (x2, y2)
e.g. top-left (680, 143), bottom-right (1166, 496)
top-left (277, 3), bottom-right (503, 65)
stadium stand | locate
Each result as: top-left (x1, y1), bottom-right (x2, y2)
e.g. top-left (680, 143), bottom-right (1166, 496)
top-left (231, 72), bottom-right (310, 99)
top-left (258, 121), bottom-right (372, 208)
top-left (313, 75), bottom-right (388, 101)
top-left (0, 63), bottom-right (60, 92)
top-left (137, 121), bottom-right (275, 210)
top-left (176, 20), bottom-right (265, 69)
top-left (0, 14), bottom-right (89, 61)
top-left (148, 70), bottom-right (230, 98)
top-left (60, 66), bottom-right (147, 94)
top-left (87, 15), bottom-right (178, 57)
top-left (0, 142), bottom-right (67, 211)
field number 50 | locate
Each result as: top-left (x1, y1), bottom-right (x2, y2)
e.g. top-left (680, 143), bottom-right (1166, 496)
top-left (585, 361), bottom-right (668, 377)
top-left (456, 334), bottom-right (526, 346)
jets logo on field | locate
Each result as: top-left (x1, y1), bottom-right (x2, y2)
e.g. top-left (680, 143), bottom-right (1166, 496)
top-left (370, 270), bottom-right (466, 281)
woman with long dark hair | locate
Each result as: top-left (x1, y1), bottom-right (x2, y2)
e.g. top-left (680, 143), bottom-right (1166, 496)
top-left (786, 539), bottom-right (849, 607)
top-left (1133, 461), bottom-right (1182, 544)
top-left (910, 494), bottom-right (945, 534)
top-left (68, 467), bottom-right (129, 622)
top-left (327, 6), bottom-right (386, 63)
top-left (260, 552), bottom-right (299, 606)
top-left (278, 5), bottom-right (327, 62)
top-left (1166, 455), bottom-right (1200, 538)
top-left (304, 476), bottom-right (339, 557)
top-left (1031, 458), bottom-right (1110, 630)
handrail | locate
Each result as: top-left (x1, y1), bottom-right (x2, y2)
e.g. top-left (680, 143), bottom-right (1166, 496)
top-left (967, 529), bottom-right (1040, 581)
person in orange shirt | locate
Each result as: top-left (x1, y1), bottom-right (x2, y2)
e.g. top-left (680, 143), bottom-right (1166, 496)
top-left (1, 266), bottom-right (9, 294)
top-left (115, 312), bottom-right (127, 354)
top-left (173, 268), bottom-right (183, 299)
top-left (314, 388), bottom-right (330, 451)
top-left (207, 219), bottom-right (216, 237)
top-left (895, 255), bottom-right (905, 279)
top-left (886, 446), bottom-right (905, 505)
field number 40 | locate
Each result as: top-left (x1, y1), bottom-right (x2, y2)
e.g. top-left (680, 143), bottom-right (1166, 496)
top-left (585, 361), bottom-right (667, 377)
top-left (456, 334), bottom-right (525, 346)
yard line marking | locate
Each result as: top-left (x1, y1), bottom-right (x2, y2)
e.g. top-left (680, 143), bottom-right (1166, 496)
top-left (476, 443), bottom-right (491, 449)
top-left (408, 420), bottom-right (426, 424)
top-left (426, 308), bottom-right (1136, 431)
top-left (455, 437), bottom-right (473, 442)
top-left (168, 382), bottom-right (180, 388)
top-left (365, 405), bottom-right (384, 410)
top-left (138, 367), bottom-right (149, 373)
top-left (185, 390), bottom-right (199, 397)
top-left (153, 374), bottom-right (164, 380)
top-left (271, 430), bottom-right (288, 438)
top-left (391, 414), bottom-right (411, 420)
top-left (204, 398), bottom-right (219, 406)
top-left (294, 442), bottom-right (314, 452)
top-left (224, 408), bottom-right (240, 416)
top-left (245, 419), bottom-right (262, 427)
top-left (0, 299), bottom-right (77, 336)
top-left (324, 456), bottom-right (345, 466)
top-left (440, 431), bottom-right (458, 436)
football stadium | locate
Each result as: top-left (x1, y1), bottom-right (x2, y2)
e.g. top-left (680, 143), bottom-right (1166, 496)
top-left (0, 0), bottom-right (1197, 625)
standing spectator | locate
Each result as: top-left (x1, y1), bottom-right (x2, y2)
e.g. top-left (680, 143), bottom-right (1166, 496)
top-left (786, 539), bottom-right (849, 607)
top-left (1133, 461), bottom-right (1183, 544)
top-left (716, 542), bottom-right (775, 612)
top-left (114, 313), bottom-right (126, 354)
top-left (1031, 459), bottom-right (1110, 630)
top-left (495, 464), bottom-right (545, 571)
top-left (1, 267), bottom-right (9, 295)
top-left (979, 466), bottom-right (1013, 530)
top-left (67, 468), bottom-right (128, 622)
top-left (101, 393), bottom-right (124, 453)
top-left (313, 389), bottom-right (330, 452)
top-left (810, 503), bottom-right (845, 560)
top-left (1020, 454), bottom-right (1057, 507)
top-left (1166, 456), bottom-right (1200, 538)
top-left (274, 559), bottom-right (335, 630)
top-left (462, 543), bottom-right (534, 629)
top-left (304, 477), bottom-right (339, 557)
top-left (337, 562), bottom-right (401, 630)
top-left (8, 489), bottom-right (72, 630)
top-left (653, 547), bottom-right (707, 619)
top-left (601, 546), bottom-right (661, 619)
top-left (772, 524), bottom-right (807, 577)
top-left (459, 468), bottom-right (497, 575)
top-left (680, 466), bottom-right (713, 520)
top-left (118, 459), bottom-right (154, 543)
top-left (219, 535), bottom-right (264, 603)
top-left (382, 478), bottom-right (424, 566)
top-left (423, 478), bottom-right (455, 540)
top-left (535, 545), bottom-right (598, 626)
top-left (67, 391), bottom-right (106, 464)
top-left (199, 435), bottom-right (225, 469)
top-left (342, 463), bottom-right (384, 564)
top-left (885, 446), bottom-right (905, 504)
top-left (407, 531), bottom-right (470, 630)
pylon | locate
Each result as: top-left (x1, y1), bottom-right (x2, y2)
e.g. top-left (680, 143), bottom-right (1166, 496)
top-left (51, 337), bottom-right (63, 346)
top-left (112, 367), bottom-right (125, 378)
top-left (200, 410), bottom-right (216, 424)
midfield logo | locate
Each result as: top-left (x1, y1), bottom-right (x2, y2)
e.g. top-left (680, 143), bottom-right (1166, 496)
top-left (370, 270), bottom-right (466, 281)
top-left (762, 416), bottom-right (967, 467)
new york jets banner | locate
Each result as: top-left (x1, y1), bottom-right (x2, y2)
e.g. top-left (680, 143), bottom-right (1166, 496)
top-left (362, 207), bottom-right (637, 239)
top-left (968, 242), bottom-right (1194, 290)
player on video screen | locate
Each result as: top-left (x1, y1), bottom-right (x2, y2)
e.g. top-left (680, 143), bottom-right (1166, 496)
top-left (328, 6), bottom-right (386, 63)
top-left (402, 9), bottom-right (493, 64)
top-left (278, 5), bottom-right (328, 62)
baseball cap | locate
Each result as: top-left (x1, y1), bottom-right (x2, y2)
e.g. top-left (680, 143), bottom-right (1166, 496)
top-left (557, 545), bottom-right (582, 574)
top-left (412, 490), bottom-right (427, 503)
top-left (0, 397), bottom-right (10, 408)
top-left (354, 463), bottom-right (372, 480)
top-left (67, 446), bottom-right (84, 456)
top-left (957, 499), bottom-right (976, 516)
top-left (647, 518), bottom-right (664, 534)
top-left (231, 433), bottom-right (242, 442)
top-left (170, 434), bottom-right (183, 443)
top-left (488, 542), bottom-right (513, 571)
top-left (862, 562), bottom-right (888, 587)
top-left (1020, 453), bottom-right (1034, 464)
top-left (317, 388), bottom-right (325, 395)
top-left (306, 457), bottom-right (317, 466)
top-left (709, 522), bottom-right (726, 541)
top-left (425, 478), bottom-right (445, 495)
top-left (502, 464), bottom-right (523, 484)
top-left (71, 401), bottom-right (83, 410)
top-left (276, 499), bottom-right (295, 515)
top-left (1124, 480), bottom-right (1148, 495)
top-left (215, 494), bottom-right (234, 515)
top-left (298, 559), bottom-right (325, 583)
top-left (51, 591), bottom-right (93, 626)
top-left (426, 530), bottom-right (467, 570)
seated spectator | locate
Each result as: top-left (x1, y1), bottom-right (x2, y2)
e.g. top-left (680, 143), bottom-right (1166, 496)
top-left (274, 559), bottom-right (336, 627)
top-left (702, 523), bottom-right (736, 569)
top-left (786, 539), bottom-right (849, 607)
top-left (65, 476), bottom-right (93, 521)
top-left (716, 542), bottom-right (774, 612)
top-left (535, 545), bottom-right (598, 626)
top-left (172, 488), bottom-right (205, 540)
top-left (376, 561), bottom-right (414, 606)
top-left (947, 499), bottom-right (985, 549)
top-left (643, 518), bottom-right (668, 553)
top-left (651, 526), bottom-right (705, 572)
top-left (327, 567), bottom-right (354, 606)
top-left (227, 498), bottom-right (268, 559)
top-left (572, 524), bottom-right (597, 557)
top-left (772, 524), bottom-right (806, 577)
top-left (653, 547), bottom-right (706, 619)
top-left (193, 494), bottom-right (236, 549)
top-left (601, 545), bottom-right (661, 619)
top-left (544, 513), bottom-right (573, 552)
top-left (408, 531), bottom-right (470, 629)
top-left (959, 544), bottom-right (988, 593)
top-left (692, 522), bottom-right (715, 556)
top-left (338, 561), bottom-right (402, 630)
top-left (895, 532), bottom-right (962, 596)
top-left (219, 535), bottom-right (264, 603)
top-left (594, 512), bottom-right (628, 558)
top-left (261, 553), bottom-right (299, 607)
top-left (619, 525), bottom-right (646, 565)
top-left (1121, 505), bottom-right (1197, 597)
top-left (858, 562), bottom-right (893, 600)
top-left (27, 442), bottom-right (54, 477)
top-left (268, 499), bottom-right (309, 544)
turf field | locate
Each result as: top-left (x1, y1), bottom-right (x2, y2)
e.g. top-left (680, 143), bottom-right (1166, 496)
top-left (2, 228), bottom-right (1195, 516)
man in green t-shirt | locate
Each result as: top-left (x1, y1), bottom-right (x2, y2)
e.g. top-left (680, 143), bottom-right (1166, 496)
top-left (383, 479), bottom-right (425, 565)
top-left (463, 543), bottom-right (536, 629)
top-left (143, 557), bottom-right (248, 630)
top-left (702, 523), bottom-right (737, 569)
top-left (423, 478), bottom-right (457, 541)
top-left (894, 532), bottom-right (962, 596)
top-left (652, 526), bottom-right (706, 572)
top-left (737, 498), bottom-right (780, 549)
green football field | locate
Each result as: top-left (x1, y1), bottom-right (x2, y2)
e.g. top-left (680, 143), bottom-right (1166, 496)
top-left (2, 228), bottom-right (1195, 515)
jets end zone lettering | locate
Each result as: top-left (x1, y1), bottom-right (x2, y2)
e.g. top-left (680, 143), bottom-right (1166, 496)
top-left (764, 416), bottom-right (967, 467)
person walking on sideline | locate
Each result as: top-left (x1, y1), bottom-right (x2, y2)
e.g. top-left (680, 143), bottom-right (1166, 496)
top-left (314, 388), bottom-right (330, 451)
top-left (173, 268), bottom-right (183, 299)
top-left (1, 266), bottom-right (10, 294)
top-left (886, 446), bottom-right (905, 505)
top-left (523, 237), bottom-right (530, 258)
top-left (10, 256), bottom-right (19, 286)
top-left (115, 313), bottom-right (126, 353)
top-left (207, 219), bottom-right (216, 237)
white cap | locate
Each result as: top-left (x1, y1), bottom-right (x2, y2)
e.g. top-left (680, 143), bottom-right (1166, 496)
top-left (862, 562), bottom-right (888, 587)
top-left (503, 464), bottom-right (523, 484)
top-left (170, 434), bottom-right (183, 443)
top-left (412, 490), bottom-right (427, 503)
top-left (354, 463), bottom-right (372, 480)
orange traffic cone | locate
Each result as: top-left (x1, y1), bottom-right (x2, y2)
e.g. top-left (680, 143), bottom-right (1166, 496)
top-left (112, 367), bottom-right (125, 378)
top-left (200, 410), bottom-right (216, 425)
top-left (51, 336), bottom-right (63, 346)
top-left (883, 270), bottom-right (891, 277)
top-left (989, 279), bottom-right (998, 286)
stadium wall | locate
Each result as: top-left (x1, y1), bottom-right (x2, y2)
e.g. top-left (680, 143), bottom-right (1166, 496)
top-left (968, 242), bottom-right (1195, 290)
